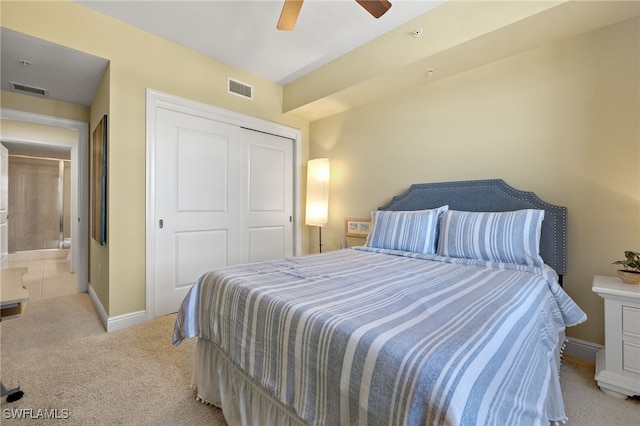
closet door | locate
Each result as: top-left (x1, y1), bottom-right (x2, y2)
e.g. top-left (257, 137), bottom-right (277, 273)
top-left (243, 129), bottom-right (293, 263)
top-left (153, 109), bottom-right (294, 316)
top-left (155, 108), bottom-right (244, 316)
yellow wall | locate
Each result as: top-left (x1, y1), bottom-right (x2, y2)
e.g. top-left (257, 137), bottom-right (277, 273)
top-left (0, 117), bottom-right (79, 144)
top-left (0, 90), bottom-right (90, 123)
top-left (88, 64), bottom-right (110, 312)
top-left (1, 1), bottom-right (309, 317)
top-left (310, 17), bottom-right (640, 345)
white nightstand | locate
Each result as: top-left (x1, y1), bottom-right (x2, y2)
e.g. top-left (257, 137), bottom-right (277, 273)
top-left (592, 275), bottom-right (640, 399)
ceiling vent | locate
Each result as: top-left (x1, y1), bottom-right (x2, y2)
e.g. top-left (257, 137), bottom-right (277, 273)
top-left (9, 81), bottom-right (49, 98)
top-left (227, 78), bottom-right (253, 100)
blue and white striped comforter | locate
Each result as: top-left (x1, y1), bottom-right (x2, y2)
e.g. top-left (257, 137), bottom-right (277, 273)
top-left (174, 248), bottom-right (586, 426)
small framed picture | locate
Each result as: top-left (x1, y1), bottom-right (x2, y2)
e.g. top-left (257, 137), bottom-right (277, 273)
top-left (344, 217), bottom-right (371, 238)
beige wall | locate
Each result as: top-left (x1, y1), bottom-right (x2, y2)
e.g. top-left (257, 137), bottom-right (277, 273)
top-left (88, 65), bottom-right (110, 312)
top-left (310, 17), bottom-right (640, 345)
top-left (0, 117), bottom-right (80, 143)
top-left (0, 90), bottom-right (90, 123)
top-left (1, 1), bottom-right (310, 317)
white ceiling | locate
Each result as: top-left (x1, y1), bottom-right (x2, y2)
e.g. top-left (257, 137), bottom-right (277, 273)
top-left (75, 0), bottom-right (444, 85)
top-left (1, 1), bottom-right (637, 113)
top-left (0, 28), bottom-right (109, 106)
top-left (0, 0), bottom-right (443, 107)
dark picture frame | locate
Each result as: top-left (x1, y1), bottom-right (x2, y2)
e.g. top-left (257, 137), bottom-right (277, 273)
top-left (92, 115), bottom-right (107, 245)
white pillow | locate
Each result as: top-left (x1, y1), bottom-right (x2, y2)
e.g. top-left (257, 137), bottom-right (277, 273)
top-left (364, 206), bottom-right (449, 254)
top-left (437, 209), bottom-right (545, 267)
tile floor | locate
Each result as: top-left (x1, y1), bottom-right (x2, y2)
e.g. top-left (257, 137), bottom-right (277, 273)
top-left (7, 249), bottom-right (77, 303)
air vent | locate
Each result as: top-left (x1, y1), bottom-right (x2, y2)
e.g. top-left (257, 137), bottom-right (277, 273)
top-left (227, 78), bottom-right (253, 100)
top-left (9, 81), bottom-right (49, 98)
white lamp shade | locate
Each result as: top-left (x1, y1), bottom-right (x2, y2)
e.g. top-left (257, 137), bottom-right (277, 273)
top-left (305, 158), bottom-right (330, 227)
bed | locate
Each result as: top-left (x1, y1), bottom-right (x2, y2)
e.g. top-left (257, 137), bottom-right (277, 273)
top-left (173, 179), bottom-right (586, 426)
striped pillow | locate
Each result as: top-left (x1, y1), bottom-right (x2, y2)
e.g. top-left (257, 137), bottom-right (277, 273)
top-left (437, 209), bottom-right (545, 267)
top-left (364, 206), bottom-right (448, 254)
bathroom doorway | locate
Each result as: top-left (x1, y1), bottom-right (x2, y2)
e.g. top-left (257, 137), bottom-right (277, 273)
top-left (3, 144), bottom-right (77, 301)
top-left (0, 109), bottom-right (89, 295)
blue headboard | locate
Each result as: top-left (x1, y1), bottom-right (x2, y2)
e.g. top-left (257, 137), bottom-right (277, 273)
top-left (379, 179), bottom-right (567, 277)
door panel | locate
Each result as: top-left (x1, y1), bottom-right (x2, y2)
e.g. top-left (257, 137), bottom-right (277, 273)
top-left (177, 130), bottom-right (228, 212)
top-left (249, 226), bottom-right (284, 263)
top-left (175, 230), bottom-right (228, 287)
top-left (249, 144), bottom-right (285, 211)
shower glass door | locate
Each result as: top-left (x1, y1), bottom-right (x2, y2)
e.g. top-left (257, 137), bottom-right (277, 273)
top-left (8, 155), bottom-right (70, 252)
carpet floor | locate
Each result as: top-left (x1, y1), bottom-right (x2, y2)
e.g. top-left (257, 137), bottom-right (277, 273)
top-left (1, 293), bottom-right (638, 425)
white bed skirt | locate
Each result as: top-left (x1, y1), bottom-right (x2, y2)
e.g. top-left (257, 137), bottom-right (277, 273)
top-left (193, 338), bottom-right (306, 426)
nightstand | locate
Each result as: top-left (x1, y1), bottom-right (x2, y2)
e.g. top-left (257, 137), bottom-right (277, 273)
top-left (592, 275), bottom-right (640, 398)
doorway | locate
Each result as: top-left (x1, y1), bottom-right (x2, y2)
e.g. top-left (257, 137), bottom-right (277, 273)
top-left (2, 145), bottom-right (76, 301)
top-left (0, 108), bottom-right (89, 294)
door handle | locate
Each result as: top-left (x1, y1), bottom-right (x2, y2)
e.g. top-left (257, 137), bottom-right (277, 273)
top-left (159, 219), bottom-right (164, 229)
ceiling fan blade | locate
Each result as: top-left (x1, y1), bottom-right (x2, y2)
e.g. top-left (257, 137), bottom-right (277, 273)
top-left (356, 0), bottom-right (392, 19)
top-left (277, 0), bottom-right (304, 31)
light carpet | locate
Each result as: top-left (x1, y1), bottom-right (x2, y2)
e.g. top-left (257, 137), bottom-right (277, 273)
top-left (1, 293), bottom-right (638, 425)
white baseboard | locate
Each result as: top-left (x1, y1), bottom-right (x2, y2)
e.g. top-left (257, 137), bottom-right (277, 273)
top-left (564, 337), bottom-right (603, 362)
top-left (87, 283), bottom-right (108, 331)
top-left (106, 309), bottom-right (148, 332)
top-left (87, 283), bottom-right (148, 332)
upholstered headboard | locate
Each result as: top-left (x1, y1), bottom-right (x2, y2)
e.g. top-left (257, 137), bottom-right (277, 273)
top-left (378, 179), bottom-right (567, 277)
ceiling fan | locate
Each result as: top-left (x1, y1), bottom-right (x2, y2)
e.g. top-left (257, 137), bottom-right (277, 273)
top-left (277, 0), bottom-right (392, 31)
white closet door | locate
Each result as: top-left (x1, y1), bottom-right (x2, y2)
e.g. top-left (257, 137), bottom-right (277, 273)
top-left (243, 129), bottom-right (293, 263)
top-left (153, 110), bottom-right (294, 316)
top-left (155, 108), bottom-right (244, 316)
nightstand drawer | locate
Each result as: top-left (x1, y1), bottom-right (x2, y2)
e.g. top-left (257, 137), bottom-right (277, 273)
top-left (623, 341), bottom-right (640, 374)
top-left (623, 306), bottom-right (640, 338)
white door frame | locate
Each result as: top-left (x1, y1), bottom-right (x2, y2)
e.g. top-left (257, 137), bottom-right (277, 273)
top-left (1, 143), bottom-right (8, 268)
top-left (0, 108), bottom-right (89, 292)
top-left (145, 89), bottom-right (302, 320)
